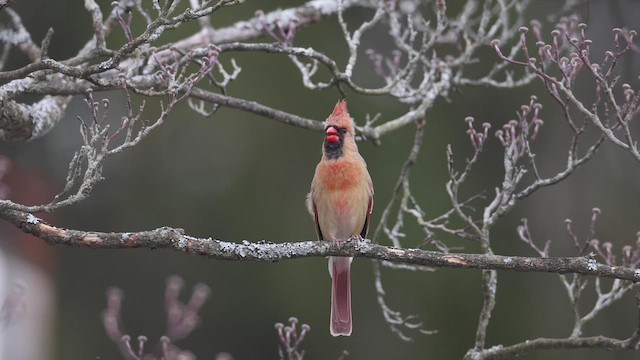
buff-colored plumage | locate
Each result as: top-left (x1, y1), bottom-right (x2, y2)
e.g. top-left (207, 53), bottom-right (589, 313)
top-left (307, 100), bottom-right (373, 336)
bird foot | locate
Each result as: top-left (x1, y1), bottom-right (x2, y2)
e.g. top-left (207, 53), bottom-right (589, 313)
top-left (347, 235), bottom-right (364, 242)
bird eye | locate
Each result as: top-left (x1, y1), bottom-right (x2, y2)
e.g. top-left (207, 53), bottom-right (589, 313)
top-left (339, 127), bottom-right (347, 134)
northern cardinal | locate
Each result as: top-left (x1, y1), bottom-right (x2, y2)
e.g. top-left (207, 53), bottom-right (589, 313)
top-left (307, 99), bottom-right (373, 336)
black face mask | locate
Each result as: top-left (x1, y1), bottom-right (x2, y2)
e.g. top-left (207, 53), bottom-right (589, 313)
top-left (324, 126), bottom-right (347, 160)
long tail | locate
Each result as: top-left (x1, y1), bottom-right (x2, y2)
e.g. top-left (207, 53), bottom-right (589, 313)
top-left (329, 256), bottom-right (352, 336)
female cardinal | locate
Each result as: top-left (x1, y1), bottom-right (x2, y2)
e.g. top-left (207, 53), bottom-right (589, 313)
top-left (307, 99), bottom-right (373, 336)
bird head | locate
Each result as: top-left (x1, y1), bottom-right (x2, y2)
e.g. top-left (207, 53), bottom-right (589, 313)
top-left (322, 100), bottom-right (356, 159)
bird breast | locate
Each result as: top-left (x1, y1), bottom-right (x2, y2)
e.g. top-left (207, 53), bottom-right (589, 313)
top-left (313, 158), bottom-right (371, 241)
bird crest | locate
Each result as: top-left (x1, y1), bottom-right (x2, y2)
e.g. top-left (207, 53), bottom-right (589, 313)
top-left (325, 99), bottom-right (354, 133)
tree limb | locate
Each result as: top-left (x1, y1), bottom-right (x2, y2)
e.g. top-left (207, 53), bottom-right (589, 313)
top-left (0, 0), bottom-right (15, 13)
top-left (481, 334), bottom-right (640, 359)
top-left (3, 208), bottom-right (640, 282)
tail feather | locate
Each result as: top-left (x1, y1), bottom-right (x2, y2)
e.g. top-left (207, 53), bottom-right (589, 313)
top-left (329, 256), bottom-right (352, 336)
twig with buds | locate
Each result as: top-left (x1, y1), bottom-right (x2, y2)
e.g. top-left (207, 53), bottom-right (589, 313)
top-left (103, 275), bottom-right (211, 360)
top-left (513, 208), bottom-right (640, 355)
top-left (275, 317), bottom-right (310, 360)
top-left (492, 17), bottom-right (640, 162)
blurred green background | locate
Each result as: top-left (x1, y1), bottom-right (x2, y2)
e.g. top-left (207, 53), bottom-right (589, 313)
top-left (2, 0), bottom-right (640, 359)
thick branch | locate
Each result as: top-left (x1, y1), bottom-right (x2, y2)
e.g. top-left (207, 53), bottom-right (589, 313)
top-left (169, 0), bottom-right (377, 49)
top-left (0, 0), bottom-right (15, 12)
top-left (481, 335), bottom-right (640, 359)
top-left (0, 93), bottom-right (71, 141)
top-left (3, 208), bottom-right (640, 281)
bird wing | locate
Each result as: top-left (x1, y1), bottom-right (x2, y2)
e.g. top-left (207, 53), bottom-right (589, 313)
top-left (306, 192), bottom-right (324, 241)
top-left (359, 194), bottom-right (373, 239)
